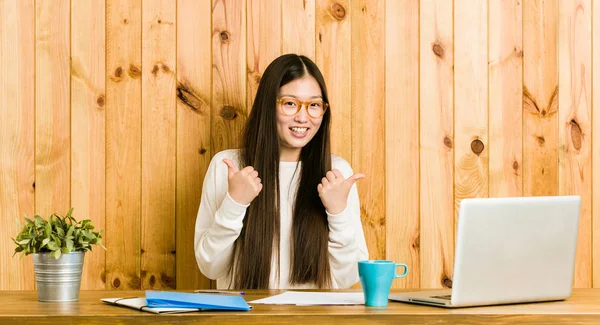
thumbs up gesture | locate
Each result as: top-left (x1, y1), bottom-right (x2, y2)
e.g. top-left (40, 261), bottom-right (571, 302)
top-left (317, 169), bottom-right (365, 215)
top-left (222, 159), bottom-right (263, 205)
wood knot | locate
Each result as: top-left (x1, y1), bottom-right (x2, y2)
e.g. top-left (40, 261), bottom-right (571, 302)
top-left (140, 248), bottom-right (146, 254)
top-left (111, 66), bottom-right (125, 82)
top-left (432, 43), bottom-right (445, 58)
top-left (330, 3), bottom-right (346, 20)
top-left (152, 65), bottom-right (159, 75)
top-left (113, 278), bottom-right (121, 288)
top-left (157, 19), bottom-right (162, 24)
top-left (96, 95), bottom-right (105, 107)
top-left (412, 235), bottom-right (420, 250)
top-left (123, 18), bottom-right (128, 24)
top-left (161, 273), bottom-right (176, 288)
top-left (570, 119), bottom-right (582, 150)
top-left (177, 82), bottom-right (204, 112)
top-left (161, 64), bottom-right (171, 74)
top-left (512, 160), bottom-right (519, 171)
top-left (149, 275), bottom-right (156, 286)
top-left (220, 106), bottom-right (238, 120)
top-left (199, 148), bottom-right (207, 155)
top-left (318, 32), bottom-right (322, 43)
top-left (442, 277), bottom-right (453, 288)
top-left (220, 31), bottom-right (230, 43)
top-left (443, 136), bottom-right (452, 148)
top-left (537, 136), bottom-right (545, 146)
top-left (32, 182), bottom-right (35, 189)
top-left (470, 139), bottom-right (484, 155)
top-left (128, 64), bottom-right (141, 79)
top-left (514, 46), bottom-right (523, 58)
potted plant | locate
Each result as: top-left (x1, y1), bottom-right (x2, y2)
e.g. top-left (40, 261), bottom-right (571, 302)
top-left (12, 208), bottom-right (105, 302)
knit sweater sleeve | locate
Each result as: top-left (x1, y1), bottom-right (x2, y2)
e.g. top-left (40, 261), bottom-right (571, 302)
top-left (327, 156), bottom-right (370, 289)
top-left (194, 150), bottom-right (249, 280)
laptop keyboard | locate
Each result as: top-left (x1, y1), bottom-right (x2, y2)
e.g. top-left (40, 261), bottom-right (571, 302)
top-left (430, 295), bottom-right (452, 300)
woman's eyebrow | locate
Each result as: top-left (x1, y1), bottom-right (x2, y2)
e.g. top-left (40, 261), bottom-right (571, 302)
top-left (279, 94), bottom-right (323, 99)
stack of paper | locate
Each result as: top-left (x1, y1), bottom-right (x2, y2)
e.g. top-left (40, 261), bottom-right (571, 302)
top-left (249, 291), bottom-right (365, 306)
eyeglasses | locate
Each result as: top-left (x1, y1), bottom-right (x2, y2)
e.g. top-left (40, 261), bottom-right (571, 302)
top-left (276, 96), bottom-right (328, 118)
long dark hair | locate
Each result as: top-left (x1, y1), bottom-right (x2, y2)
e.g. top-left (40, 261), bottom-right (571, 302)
top-left (231, 54), bottom-right (332, 289)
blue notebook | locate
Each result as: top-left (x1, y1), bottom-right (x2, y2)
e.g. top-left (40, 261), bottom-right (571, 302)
top-left (145, 291), bottom-right (251, 311)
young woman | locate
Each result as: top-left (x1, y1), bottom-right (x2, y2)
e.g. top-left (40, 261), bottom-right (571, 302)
top-left (194, 54), bottom-right (368, 289)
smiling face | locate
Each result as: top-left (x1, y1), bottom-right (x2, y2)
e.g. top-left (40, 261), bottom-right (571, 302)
top-left (276, 75), bottom-right (324, 162)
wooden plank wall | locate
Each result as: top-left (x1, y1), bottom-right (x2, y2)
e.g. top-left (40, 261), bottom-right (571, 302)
top-left (1, 0), bottom-right (599, 290)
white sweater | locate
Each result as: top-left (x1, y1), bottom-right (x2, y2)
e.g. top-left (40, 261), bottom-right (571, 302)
top-left (194, 149), bottom-right (369, 289)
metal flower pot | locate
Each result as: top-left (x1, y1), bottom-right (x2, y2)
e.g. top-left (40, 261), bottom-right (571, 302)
top-left (33, 251), bottom-right (85, 302)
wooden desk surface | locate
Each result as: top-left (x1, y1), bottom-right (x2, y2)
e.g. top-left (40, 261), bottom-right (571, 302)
top-left (0, 289), bottom-right (599, 324)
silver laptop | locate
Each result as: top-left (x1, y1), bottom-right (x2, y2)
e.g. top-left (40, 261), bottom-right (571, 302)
top-left (389, 195), bottom-right (581, 308)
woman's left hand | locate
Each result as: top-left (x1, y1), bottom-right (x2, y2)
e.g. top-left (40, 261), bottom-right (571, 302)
top-left (318, 169), bottom-right (365, 215)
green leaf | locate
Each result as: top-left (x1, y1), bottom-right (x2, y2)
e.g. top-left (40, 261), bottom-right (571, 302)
top-left (44, 221), bottom-right (51, 237)
top-left (18, 239), bottom-right (31, 245)
top-left (66, 225), bottom-right (74, 238)
top-left (56, 227), bottom-right (65, 237)
top-left (52, 249), bottom-right (62, 259)
top-left (47, 242), bottom-right (58, 251)
top-left (66, 239), bottom-right (74, 252)
top-left (40, 237), bottom-right (51, 248)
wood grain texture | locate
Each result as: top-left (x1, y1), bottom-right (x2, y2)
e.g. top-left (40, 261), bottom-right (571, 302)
top-left (282, 0), bottom-right (315, 59)
top-left (106, 0), bottom-right (142, 290)
top-left (351, 0), bottom-right (385, 261)
top-left (35, 0), bottom-right (71, 217)
top-left (176, 0), bottom-right (212, 289)
top-left (0, 0), bottom-right (35, 290)
top-left (316, 0), bottom-right (352, 163)
top-left (141, 0), bottom-right (176, 290)
top-left (523, 0), bottom-right (559, 197)
top-left (212, 0), bottom-right (247, 154)
top-left (246, 0), bottom-right (281, 112)
top-left (558, 0), bottom-right (592, 288)
top-left (593, 0), bottom-right (600, 289)
top-left (70, 0), bottom-right (106, 290)
top-left (488, 0), bottom-right (523, 198)
top-left (1, 290), bottom-right (600, 325)
top-left (419, 0), bottom-right (454, 289)
top-left (385, 0), bottom-right (419, 289)
top-left (454, 0), bottom-right (489, 213)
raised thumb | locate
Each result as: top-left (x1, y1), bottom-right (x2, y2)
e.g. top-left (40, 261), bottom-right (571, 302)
top-left (222, 158), bottom-right (238, 178)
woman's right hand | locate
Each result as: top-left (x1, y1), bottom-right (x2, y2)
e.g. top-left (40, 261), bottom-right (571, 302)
top-left (222, 159), bottom-right (263, 205)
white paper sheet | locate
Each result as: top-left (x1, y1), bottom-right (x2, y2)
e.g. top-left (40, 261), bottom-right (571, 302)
top-left (249, 291), bottom-right (365, 306)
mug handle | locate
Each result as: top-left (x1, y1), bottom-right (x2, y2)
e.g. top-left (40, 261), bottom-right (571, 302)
top-left (394, 263), bottom-right (408, 278)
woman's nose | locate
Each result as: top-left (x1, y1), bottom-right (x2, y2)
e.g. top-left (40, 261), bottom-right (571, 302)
top-left (294, 105), bottom-right (309, 122)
